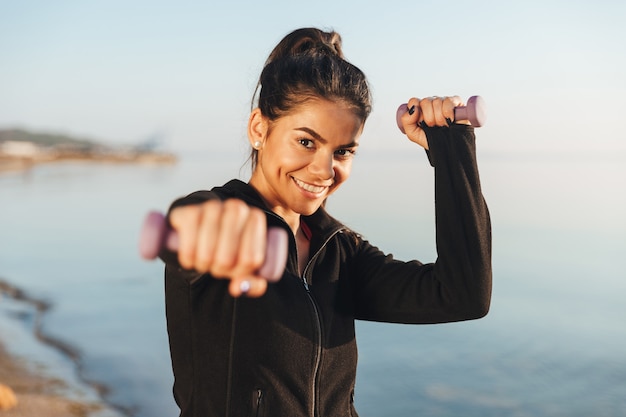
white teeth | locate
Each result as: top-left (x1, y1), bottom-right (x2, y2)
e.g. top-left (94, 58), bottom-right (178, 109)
top-left (294, 178), bottom-right (326, 194)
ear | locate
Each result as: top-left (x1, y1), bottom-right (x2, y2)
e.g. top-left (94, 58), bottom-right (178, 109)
top-left (248, 108), bottom-right (268, 148)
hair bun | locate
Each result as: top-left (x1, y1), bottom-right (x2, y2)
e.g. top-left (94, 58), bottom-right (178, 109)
top-left (265, 28), bottom-right (345, 65)
top-left (249, 27), bottom-right (371, 170)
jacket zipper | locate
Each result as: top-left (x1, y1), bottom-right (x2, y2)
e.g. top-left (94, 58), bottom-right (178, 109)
top-left (254, 389), bottom-right (263, 417)
top-left (264, 207), bottom-right (344, 417)
top-left (301, 229), bottom-right (344, 417)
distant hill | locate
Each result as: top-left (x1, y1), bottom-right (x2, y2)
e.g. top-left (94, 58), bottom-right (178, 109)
top-left (0, 128), bottom-right (99, 150)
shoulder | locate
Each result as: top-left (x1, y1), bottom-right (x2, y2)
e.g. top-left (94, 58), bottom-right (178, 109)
top-left (306, 207), bottom-right (364, 250)
top-left (168, 179), bottom-right (256, 211)
top-left (168, 189), bottom-right (218, 212)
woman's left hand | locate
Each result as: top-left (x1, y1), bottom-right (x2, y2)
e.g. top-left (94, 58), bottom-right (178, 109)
top-left (398, 96), bottom-right (468, 150)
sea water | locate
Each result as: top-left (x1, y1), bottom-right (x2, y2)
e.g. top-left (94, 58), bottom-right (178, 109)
top-left (0, 148), bottom-right (624, 417)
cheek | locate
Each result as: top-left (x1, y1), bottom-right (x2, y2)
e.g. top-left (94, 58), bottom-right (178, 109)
top-left (330, 163), bottom-right (352, 191)
top-left (274, 151), bottom-right (312, 176)
top-left (260, 144), bottom-right (298, 175)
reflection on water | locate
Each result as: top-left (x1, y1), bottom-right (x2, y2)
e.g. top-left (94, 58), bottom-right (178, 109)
top-left (0, 149), bottom-right (624, 416)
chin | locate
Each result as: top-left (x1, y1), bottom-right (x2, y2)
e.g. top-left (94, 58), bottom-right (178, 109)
top-left (297, 201), bottom-right (324, 216)
top-left (298, 207), bottom-right (319, 216)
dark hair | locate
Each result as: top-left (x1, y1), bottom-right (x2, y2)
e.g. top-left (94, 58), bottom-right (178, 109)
top-left (249, 28), bottom-right (372, 169)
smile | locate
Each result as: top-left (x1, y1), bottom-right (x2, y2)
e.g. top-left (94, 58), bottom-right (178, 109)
top-left (292, 177), bottom-right (329, 195)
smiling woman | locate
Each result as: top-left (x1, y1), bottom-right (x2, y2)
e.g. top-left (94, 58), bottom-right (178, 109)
top-left (154, 27), bottom-right (492, 417)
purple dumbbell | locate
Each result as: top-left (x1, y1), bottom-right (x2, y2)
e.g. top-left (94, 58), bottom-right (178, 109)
top-left (138, 211), bottom-right (288, 282)
top-left (396, 95), bottom-right (486, 133)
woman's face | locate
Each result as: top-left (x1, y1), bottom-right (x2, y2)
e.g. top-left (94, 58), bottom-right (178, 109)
top-left (249, 98), bottom-right (363, 222)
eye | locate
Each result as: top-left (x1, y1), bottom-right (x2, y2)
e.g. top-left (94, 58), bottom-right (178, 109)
top-left (334, 148), bottom-right (356, 160)
top-left (299, 138), bottom-right (315, 149)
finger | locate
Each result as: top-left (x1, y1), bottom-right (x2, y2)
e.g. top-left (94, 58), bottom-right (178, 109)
top-left (193, 200), bottom-right (223, 272)
top-left (169, 206), bottom-right (201, 270)
top-left (232, 207), bottom-right (266, 278)
top-left (444, 95), bottom-right (467, 124)
top-left (229, 276), bottom-right (268, 298)
top-left (399, 98), bottom-right (419, 132)
top-left (419, 97), bottom-right (436, 127)
top-left (401, 97), bottom-right (428, 149)
top-left (432, 97), bottom-right (446, 126)
top-left (211, 199), bottom-right (250, 278)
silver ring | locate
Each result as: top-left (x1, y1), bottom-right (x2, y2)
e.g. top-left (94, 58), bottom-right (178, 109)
top-left (240, 280), bottom-right (251, 294)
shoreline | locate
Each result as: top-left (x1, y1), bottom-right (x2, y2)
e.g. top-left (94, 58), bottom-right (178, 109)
top-left (0, 278), bottom-right (128, 417)
top-left (0, 152), bottom-right (177, 175)
top-left (0, 342), bottom-right (104, 417)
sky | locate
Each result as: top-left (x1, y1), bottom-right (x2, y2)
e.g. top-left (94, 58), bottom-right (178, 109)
top-left (1, 0), bottom-right (625, 154)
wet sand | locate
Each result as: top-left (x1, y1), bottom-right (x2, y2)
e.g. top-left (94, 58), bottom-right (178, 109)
top-left (0, 342), bottom-right (103, 417)
top-left (0, 278), bottom-right (125, 417)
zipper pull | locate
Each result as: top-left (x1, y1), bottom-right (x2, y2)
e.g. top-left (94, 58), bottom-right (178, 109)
top-left (253, 389), bottom-right (263, 417)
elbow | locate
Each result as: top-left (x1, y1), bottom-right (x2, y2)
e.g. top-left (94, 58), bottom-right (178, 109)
top-left (440, 287), bottom-right (491, 323)
top-left (471, 297), bottom-right (491, 319)
top-left (467, 284), bottom-right (492, 320)
top-left (456, 298), bottom-right (490, 322)
top-left (457, 281), bottom-right (492, 321)
top-left (468, 266), bottom-right (492, 320)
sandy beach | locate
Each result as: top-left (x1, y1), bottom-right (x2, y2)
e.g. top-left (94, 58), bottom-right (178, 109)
top-left (0, 277), bottom-right (124, 417)
top-left (0, 342), bottom-right (105, 417)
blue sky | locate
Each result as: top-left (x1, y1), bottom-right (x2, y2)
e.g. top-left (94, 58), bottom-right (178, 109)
top-left (1, 1), bottom-right (624, 153)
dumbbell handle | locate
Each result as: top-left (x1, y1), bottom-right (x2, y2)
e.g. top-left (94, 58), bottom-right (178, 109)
top-left (396, 95), bottom-right (486, 133)
top-left (138, 211), bottom-right (288, 282)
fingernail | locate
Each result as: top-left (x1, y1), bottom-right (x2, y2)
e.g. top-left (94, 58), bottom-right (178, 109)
top-left (240, 280), bottom-right (251, 295)
top-left (408, 105), bottom-right (416, 116)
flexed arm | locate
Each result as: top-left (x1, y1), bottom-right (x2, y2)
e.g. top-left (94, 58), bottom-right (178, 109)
top-left (353, 96), bottom-right (491, 323)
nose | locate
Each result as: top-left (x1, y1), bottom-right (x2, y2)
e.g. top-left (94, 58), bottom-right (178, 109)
top-left (308, 151), bottom-right (335, 181)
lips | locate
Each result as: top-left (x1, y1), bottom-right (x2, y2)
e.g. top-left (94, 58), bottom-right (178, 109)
top-left (292, 177), bottom-right (329, 195)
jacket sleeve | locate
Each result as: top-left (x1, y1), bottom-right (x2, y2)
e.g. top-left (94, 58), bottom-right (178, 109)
top-left (352, 124), bottom-right (492, 324)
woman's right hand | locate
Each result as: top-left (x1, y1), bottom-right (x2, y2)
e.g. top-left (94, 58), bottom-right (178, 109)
top-left (168, 199), bottom-right (270, 298)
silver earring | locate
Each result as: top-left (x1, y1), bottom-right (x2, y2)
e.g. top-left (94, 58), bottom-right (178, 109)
top-left (253, 141), bottom-right (262, 149)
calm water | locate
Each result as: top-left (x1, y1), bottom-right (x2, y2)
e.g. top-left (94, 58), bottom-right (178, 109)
top-left (0, 148), bottom-right (624, 417)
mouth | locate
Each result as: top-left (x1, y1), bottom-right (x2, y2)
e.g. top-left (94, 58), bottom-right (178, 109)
top-left (292, 177), bottom-right (330, 196)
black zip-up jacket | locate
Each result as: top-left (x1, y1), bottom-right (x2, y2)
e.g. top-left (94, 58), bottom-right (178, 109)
top-left (163, 124), bottom-right (492, 417)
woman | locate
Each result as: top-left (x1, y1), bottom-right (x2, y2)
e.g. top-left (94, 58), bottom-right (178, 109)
top-left (162, 27), bottom-right (491, 416)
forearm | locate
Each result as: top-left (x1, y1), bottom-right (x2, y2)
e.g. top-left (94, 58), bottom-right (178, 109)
top-left (427, 123), bottom-right (492, 319)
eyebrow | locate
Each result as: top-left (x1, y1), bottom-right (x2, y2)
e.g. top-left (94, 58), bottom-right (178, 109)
top-left (295, 127), bottom-right (359, 148)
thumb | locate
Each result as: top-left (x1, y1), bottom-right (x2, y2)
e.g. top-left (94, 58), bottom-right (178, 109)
top-left (399, 99), bottom-right (428, 150)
